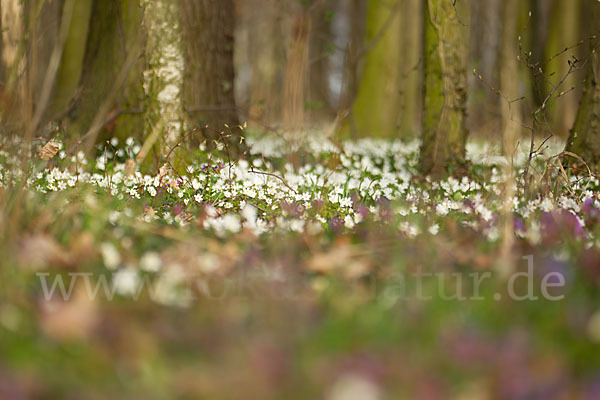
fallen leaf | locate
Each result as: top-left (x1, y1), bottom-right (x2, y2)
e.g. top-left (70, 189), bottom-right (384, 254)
top-left (39, 141), bottom-right (59, 160)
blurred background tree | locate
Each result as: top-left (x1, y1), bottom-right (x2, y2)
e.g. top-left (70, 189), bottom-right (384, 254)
top-left (179, 0), bottom-right (243, 153)
top-left (419, 0), bottom-right (470, 175)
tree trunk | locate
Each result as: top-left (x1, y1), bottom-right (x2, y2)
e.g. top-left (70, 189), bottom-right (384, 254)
top-left (336, 0), bottom-right (366, 137)
top-left (543, 0), bottom-right (581, 136)
top-left (245, 0), bottom-right (283, 128)
top-left (307, 0), bottom-right (335, 126)
top-left (346, 0), bottom-right (403, 138)
top-left (500, 0), bottom-right (522, 153)
top-left (0, 0), bottom-right (4, 86)
top-left (50, 0), bottom-right (94, 118)
top-left (281, 9), bottom-right (310, 133)
top-left (565, 49), bottom-right (600, 165)
top-left (398, 0), bottom-right (422, 137)
top-left (179, 0), bottom-right (242, 152)
top-left (67, 0), bottom-right (146, 148)
top-left (528, 0), bottom-right (554, 108)
top-left (467, 0), bottom-right (501, 136)
top-left (565, 2), bottom-right (600, 167)
top-left (0, 0), bottom-right (25, 127)
top-left (419, 0), bottom-right (470, 176)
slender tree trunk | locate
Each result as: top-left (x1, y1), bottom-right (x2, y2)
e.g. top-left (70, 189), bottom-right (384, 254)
top-left (0, 0), bottom-right (25, 127)
top-left (467, 0), bottom-right (501, 136)
top-left (544, 0), bottom-right (581, 135)
top-left (398, 0), bottom-right (422, 137)
top-left (307, 0), bottom-right (335, 126)
top-left (245, 0), bottom-right (282, 127)
top-left (500, 0), bottom-right (522, 153)
top-left (348, 0), bottom-right (403, 138)
top-left (179, 0), bottom-right (242, 152)
top-left (419, 0), bottom-right (470, 176)
top-left (528, 0), bottom-right (554, 108)
top-left (50, 0), bottom-right (94, 118)
top-left (281, 9), bottom-right (310, 133)
top-left (499, 0), bottom-right (522, 273)
top-left (336, 0), bottom-right (366, 137)
top-left (0, 0), bottom-right (4, 86)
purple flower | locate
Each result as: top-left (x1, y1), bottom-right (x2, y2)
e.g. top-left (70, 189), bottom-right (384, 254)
top-left (514, 217), bottom-right (526, 233)
top-left (561, 211), bottom-right (584, 237)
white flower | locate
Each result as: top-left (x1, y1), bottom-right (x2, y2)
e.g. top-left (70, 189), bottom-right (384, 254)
top-left (221, 214), bottom-right (241, 233)
top-left (428, 224), bottom-right (440, 235)
top-left (101, 243), bottom-right (121, 270)
top-left (339, 197), bottom-right (353, 208)
top-left (289, 219), bottom-right (304, 232)
top-left (540, 198), bottom-right (554, 212)
top-left (242, 204), bottom-right (257, 222)
top-left (140, 252), bottom-right (162, 272)
top-left (436, 202), bottom-right (449, 216)
top-left (194, 193), bottom-right (203, 203)
top-left (113, 268), bottom-right (139, 296)
top-left (344, 215), bottom-right (355, 229)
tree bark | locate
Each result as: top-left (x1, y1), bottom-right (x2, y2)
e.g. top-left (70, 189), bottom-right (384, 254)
top-left (500, 0), bottom-right (522, 154)
top-left (348, 0), bottom-right (403, 138)
top-left (245, 0), bottom-right (283, 127)
top-left (281, 8), bottom-right (310, 133)
top-left (543, 0), bottom-right (581, 135)
top-left (179, 0), bottom-right (243, 152)
top-left (467, 0), bottom-right (501, 135)
top-left (0, 0), bottom-right (26, 127)
top-left (0, 0), bottom-right (4, 86)
top-left (307, 0), bottom-right (335, 125)
top-left (398, 0), bottom-right (422, 137)
top-left (67, 0), bottom-right (146, 147)
top-left (419, 0), bottom-right (470, 176)
top-left (565, 2), bottom-right (600, 167)
top-left (565, 49), bottom-right (600, 165)
top-left (336, 0), bottom-right (366, 136)
top-left (50, 0), bottom-right (94, 118)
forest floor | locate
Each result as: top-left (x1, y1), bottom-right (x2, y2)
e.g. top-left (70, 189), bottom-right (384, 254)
top-left (0, 133), bottom-right (599, 399)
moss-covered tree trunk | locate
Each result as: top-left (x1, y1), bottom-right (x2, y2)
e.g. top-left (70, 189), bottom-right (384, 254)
top-left (419, 0), bottom-right (470, 176)
top-left (565, 50), bottom-right (600, 165)
top-left (50, 0), bottom-right (94, 118)
top-left (179, 0), bottom-right (242, 153)
top-left (65, 0), bottom-right (145, 148)
top-left (347, 0), bottom-right (402, 138)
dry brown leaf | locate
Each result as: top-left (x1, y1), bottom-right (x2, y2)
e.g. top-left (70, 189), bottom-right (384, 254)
top-left (39, 141), bottom-right (59, 160)
top-left (158, 164), bottom-right (169, 180)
